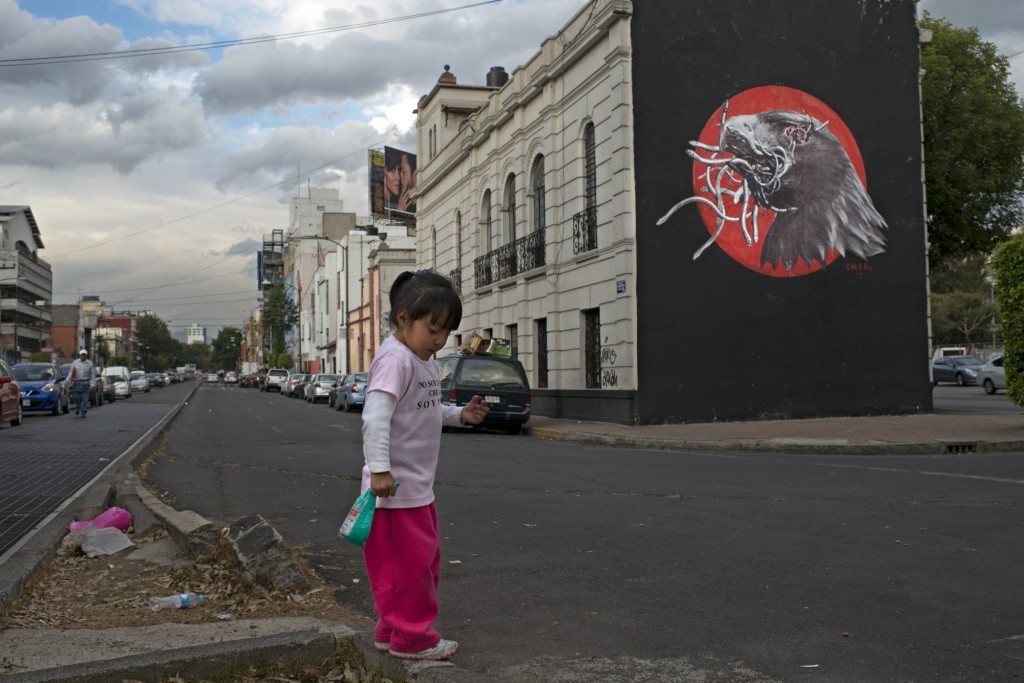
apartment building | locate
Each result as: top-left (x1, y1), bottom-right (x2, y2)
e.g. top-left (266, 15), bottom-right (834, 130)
top-left (415, 0), bottom-right (930, 424)
top-left (0, 206), bottom-right (52, 364)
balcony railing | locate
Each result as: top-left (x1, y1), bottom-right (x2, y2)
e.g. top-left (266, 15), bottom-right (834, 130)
top-left (448, 267), bottom-right (461, 293)
top-left (474, 230), bottom-right (546, 289)
top-left (573, 206), bottom-right (598, 254)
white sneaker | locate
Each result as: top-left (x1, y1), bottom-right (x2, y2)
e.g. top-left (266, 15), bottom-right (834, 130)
top-left (389, 638), bottom-right (460, 660)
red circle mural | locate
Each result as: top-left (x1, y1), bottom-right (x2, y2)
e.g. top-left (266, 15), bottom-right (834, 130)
top-left (655, 85), bottom-right (886, 278)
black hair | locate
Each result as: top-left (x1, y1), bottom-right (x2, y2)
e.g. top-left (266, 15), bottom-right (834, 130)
top-left (388, 270), bottom-right (462, 332)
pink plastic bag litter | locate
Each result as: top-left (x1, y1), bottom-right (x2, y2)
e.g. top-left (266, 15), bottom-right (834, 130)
top-left (69, 506), bottom-right (132, 532)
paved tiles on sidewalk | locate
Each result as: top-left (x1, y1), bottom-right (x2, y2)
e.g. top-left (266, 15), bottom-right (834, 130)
top-left (0, 404), bottom-right (177, 561)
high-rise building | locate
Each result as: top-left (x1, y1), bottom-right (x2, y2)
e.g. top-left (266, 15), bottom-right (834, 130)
top-left (186, 323), bottom-right (207, 345)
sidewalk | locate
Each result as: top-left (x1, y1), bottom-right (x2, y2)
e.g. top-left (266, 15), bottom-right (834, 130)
top-left (525, 411), bottom-right (1024, 455)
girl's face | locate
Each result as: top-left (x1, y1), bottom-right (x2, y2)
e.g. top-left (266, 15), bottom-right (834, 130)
top-left (394, 312), bottom-right (451, 361)
top-left (384, 166), bottom-right (401, 195)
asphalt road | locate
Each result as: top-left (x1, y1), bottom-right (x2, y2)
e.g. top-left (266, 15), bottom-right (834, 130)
top-left (932, 383), bottom-right (1024, 415)
top-left (141, 384), bottom-right (1024, 682)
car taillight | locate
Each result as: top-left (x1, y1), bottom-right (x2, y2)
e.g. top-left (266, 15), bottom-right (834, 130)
top-left (449, 388), bottom-right (458, 402)
top-left (525, 392), bottom-right (531, 408)
top-left (315, 382), bottom-right (321, 388)
top-left (351, 384), bottom-right (358, 393)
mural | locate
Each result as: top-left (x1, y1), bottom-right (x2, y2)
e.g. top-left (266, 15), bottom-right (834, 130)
top-left (656, 86), bottom-right (887, 277)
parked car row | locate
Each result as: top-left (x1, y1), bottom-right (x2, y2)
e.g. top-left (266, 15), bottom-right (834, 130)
top-left (932, 354), bottom-right (1007, 395)
top-left (1, 360), bottom-right (145, 427)
top-left (239, 355), bottom-right (532, 434)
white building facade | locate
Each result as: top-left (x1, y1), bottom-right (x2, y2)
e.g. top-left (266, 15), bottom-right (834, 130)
top-left (185, 323), bottom-right (206, 345)
top-left (415, 0), bottom-right (637, 421)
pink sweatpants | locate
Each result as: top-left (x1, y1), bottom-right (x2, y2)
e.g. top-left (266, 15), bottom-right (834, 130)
top-left (363, 503), bottom-right (442, 652)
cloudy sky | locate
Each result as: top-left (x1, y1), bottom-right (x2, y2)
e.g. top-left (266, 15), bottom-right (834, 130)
top-left (1, 1), bottom-right (1021, 341)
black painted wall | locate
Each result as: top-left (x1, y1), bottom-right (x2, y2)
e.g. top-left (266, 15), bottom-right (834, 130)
top-left (632, 0), bottom-right (931, 423)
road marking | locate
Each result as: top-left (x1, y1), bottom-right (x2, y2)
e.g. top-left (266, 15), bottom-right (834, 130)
top-left (820, 462), bottom-right (1024, 486)
top-left (270, 425), bottom-right (281, 433)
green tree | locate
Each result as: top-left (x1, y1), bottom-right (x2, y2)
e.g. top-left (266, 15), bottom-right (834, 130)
top-left (262, 284), bottom-right (298, 355)
top-left (930, 291), bottom-right (998, 345)
top-left (991, 235), bottom-right (1024, 405)
top-left (136, 314), bottom-right (176, 371)
top-left (921, 14), bottom-right (1024, 268)
top-left (211, 327), bottom-right (243, 372)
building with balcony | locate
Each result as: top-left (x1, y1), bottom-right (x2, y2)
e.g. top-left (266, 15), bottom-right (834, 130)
top-left (414, 0), bottom-right (930, 424)
top-left (0, 206), bottom-right (53, 364)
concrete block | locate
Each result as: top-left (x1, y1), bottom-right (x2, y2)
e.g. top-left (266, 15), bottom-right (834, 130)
top-left (225, 514), bottom-right (311, 594)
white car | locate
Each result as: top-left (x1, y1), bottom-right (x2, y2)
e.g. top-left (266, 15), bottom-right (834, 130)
top-left (106, 374), bottom-right (132, 398)
top-left (978, 355), bottom-right (1006, 394)
top-left (130, 370), bottom-right (151, 393)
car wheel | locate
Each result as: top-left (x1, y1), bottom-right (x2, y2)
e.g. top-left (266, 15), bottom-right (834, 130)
top-left (956, 373), bottom-right (966, 386)
top-left (504, 424), bottom-right (523, 435)
top-left (983, 378), bottom-right (997, 395)
top-left (51, 400), bottom-right (61, 416)
top-left (11, 404), bottom-right (22, 426)
top-left (344, 399), bottom-right (352, 413)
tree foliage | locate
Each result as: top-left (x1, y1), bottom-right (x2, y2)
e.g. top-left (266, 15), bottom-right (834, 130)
top-left (211, 326), bottom-right (242, 372)
top-left (991, 235), bottom-right (1024, 405)
top-left (262, 284), bottom-right (298, 355)
top-left (920, 14), bottom-right (1024, 268)
top-left (930, 291), bottom-right (997, 345)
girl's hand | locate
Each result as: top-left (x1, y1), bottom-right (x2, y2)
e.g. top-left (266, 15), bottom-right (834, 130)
top-left (370, 472), bottom-right (397, 498)
top-left (461, 395), bottom-right (490, 425)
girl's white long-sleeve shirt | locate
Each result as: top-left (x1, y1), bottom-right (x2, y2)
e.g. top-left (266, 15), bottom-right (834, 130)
top-left (360, 336), bottom-right (464, 508)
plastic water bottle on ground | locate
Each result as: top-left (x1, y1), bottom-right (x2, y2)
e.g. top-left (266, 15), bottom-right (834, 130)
top-left (148, 592), bottom-right (204, 611)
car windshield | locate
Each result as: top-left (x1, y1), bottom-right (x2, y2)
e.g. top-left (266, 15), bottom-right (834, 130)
top-left (13, 366), bottom-right (54, 381)
top-left (953, 357), bottom-right (983, 367)
top-left (458, 359), bottom-right (526, 387)
top-left (319, 375), bottom-right (339, 382)
top-left (106, 375), bottom-right (124, 382)
top-left (352, 373), bottom-right (368, 383)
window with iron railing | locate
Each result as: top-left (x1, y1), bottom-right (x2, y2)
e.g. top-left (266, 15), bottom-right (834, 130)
top-left (473, 229), bottom-right (545, 288)
top-left (573, 206), bottom-right (597, 254)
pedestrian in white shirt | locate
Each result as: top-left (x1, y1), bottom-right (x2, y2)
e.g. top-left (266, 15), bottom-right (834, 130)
top-left (69, 349), bottom-right (96, 417)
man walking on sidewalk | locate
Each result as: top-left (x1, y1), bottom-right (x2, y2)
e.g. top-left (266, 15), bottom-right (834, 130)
top-left (69, 349), bottom-right (97, 418)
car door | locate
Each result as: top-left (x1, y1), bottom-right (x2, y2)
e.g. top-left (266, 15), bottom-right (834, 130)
top-left (933, 358), bottom-right (952, 383)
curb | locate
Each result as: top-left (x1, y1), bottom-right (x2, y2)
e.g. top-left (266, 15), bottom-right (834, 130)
top-left (525, 426), bottom-right (1024, 456)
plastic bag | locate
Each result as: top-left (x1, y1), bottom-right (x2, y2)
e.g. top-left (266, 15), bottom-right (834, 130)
top-left (338, 489), bottom-right (376, 548)
top-left (69, 506), bottom-right (133, 532)
top-left (80, 526), bottom-right (135, 557)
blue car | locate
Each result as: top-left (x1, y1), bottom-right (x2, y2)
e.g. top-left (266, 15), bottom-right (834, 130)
top-left (331, 372), bottom-right (368, 412)
top-left (12, 362), bottom-right (70, 416)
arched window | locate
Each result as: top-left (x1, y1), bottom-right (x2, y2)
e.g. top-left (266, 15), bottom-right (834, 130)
top-left (504, 173), bottom-right (517, 243)
top-left (481, 190), bottom-right (493, 252)
top-left (455, 210), bottom-right (463, 288)
top-left (531, 154), bottom-right (546, 234)
top-left (584, 123), bottom-right (597, 213)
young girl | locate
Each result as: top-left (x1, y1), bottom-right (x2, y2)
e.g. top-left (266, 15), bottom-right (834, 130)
top-left (361, 270), bottom-right (490, 661)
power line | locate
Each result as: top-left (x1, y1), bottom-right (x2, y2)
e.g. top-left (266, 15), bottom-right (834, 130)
top-left (0, 1), bottom-right (502, 67)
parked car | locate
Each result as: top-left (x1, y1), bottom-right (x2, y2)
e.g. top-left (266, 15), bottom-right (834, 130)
top-left (130, 370), bottom-right (151, 393)
top-left (0, 359), bottom-right (23, 427)
top-left (978, 355), bottom-right (1006, 395)
top-left (106, 373), bottom-right (132, 399)
top-left (285, 373), bottom-right (310, 398)
top-left (224, 371), bottom-right (238, 384)
top-left (436, 354), bottom-right (531, 434)
top-left (206, 373), bottom-right (219, 382)
top-left (305, 374), bottom-right (339, 403)
top-left (12, 362), bottom-right (70, 416)
top-left (331, 372), bottom-right (368, 412)
top-left (146, 372), bottom-right (165, 388)
top-left (932, 355), bottom-right (984, 386)
top-left (263, 368), bottom-right (289, 392)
